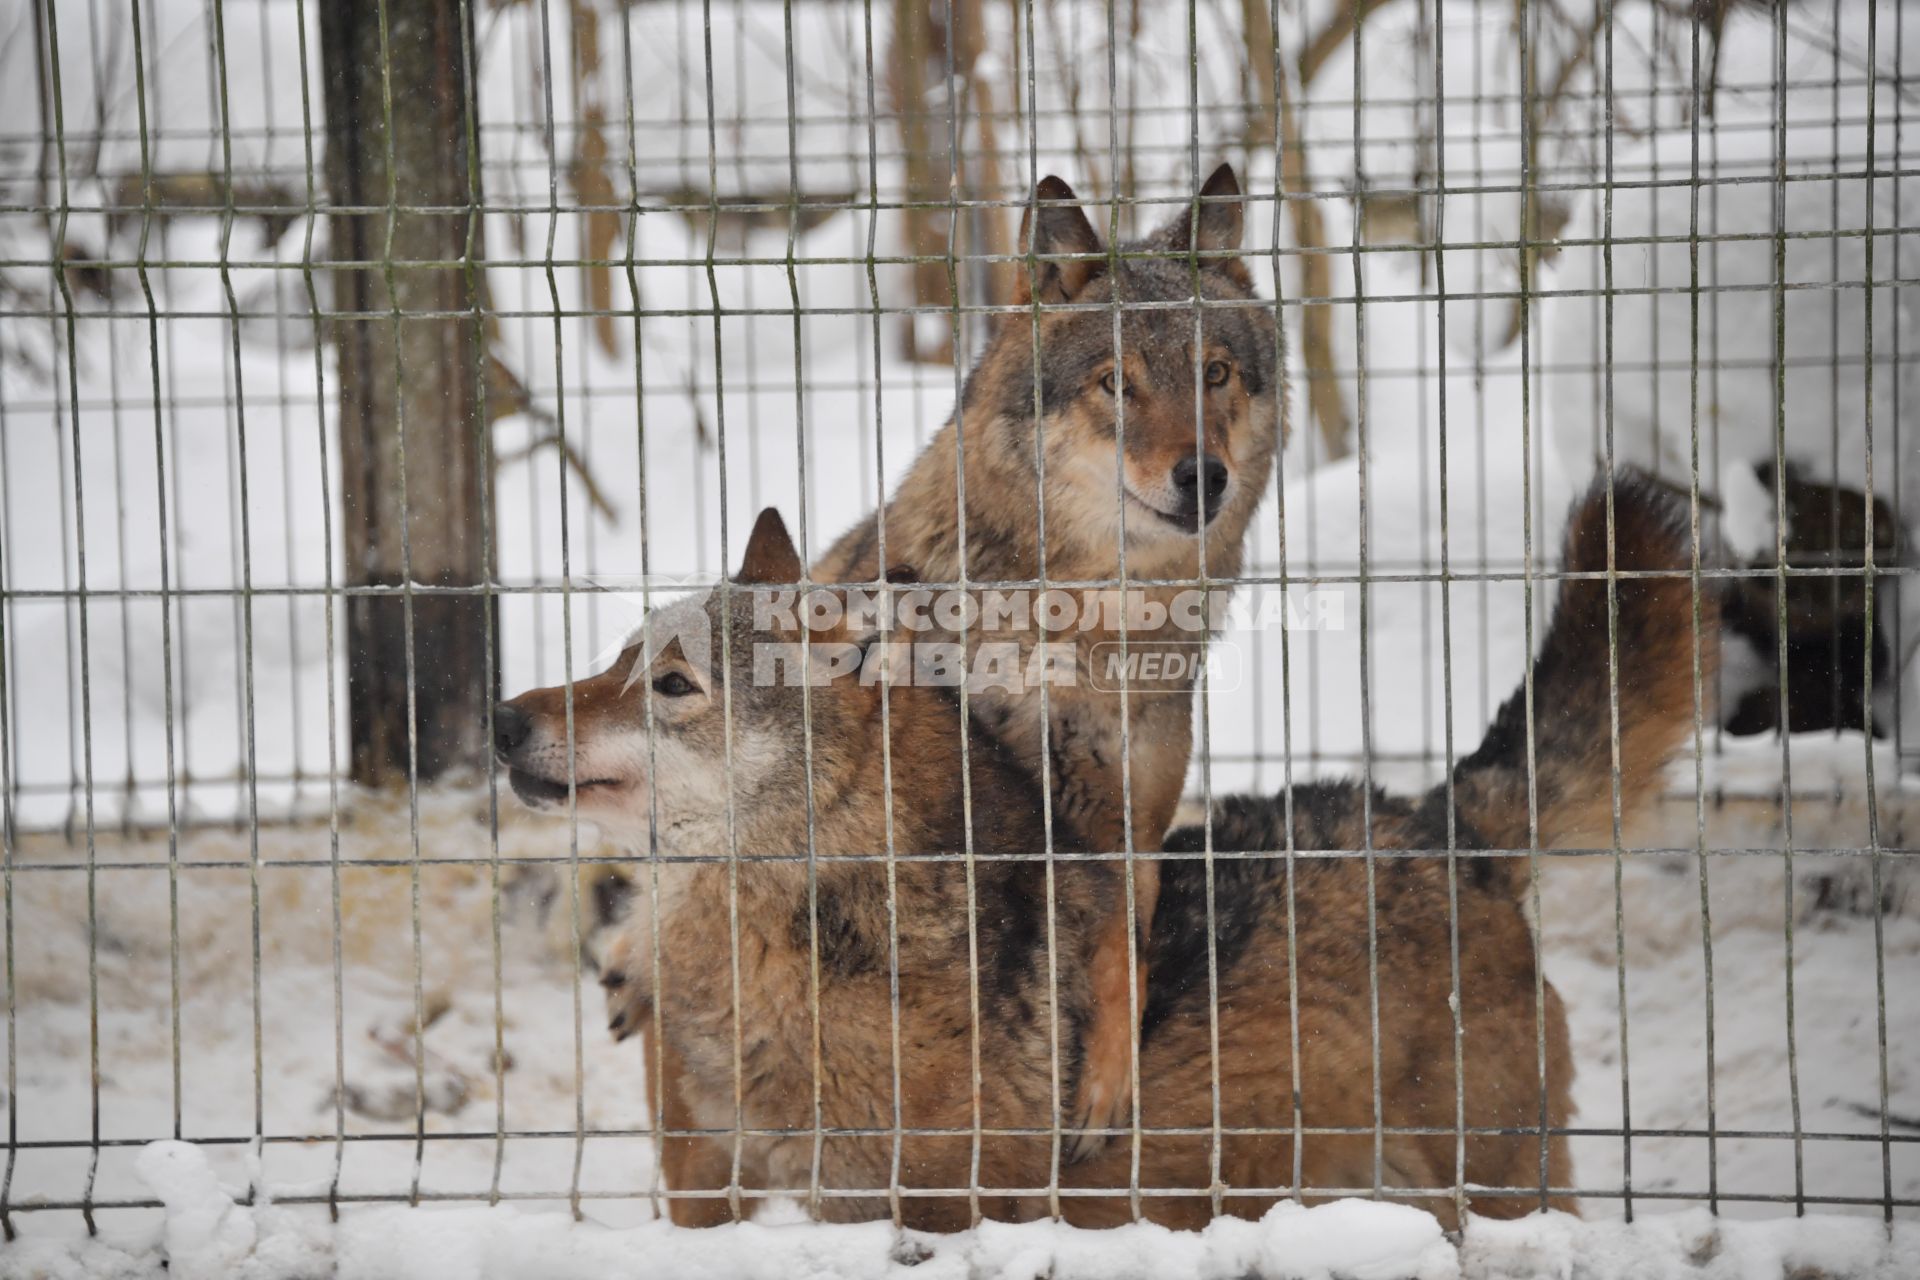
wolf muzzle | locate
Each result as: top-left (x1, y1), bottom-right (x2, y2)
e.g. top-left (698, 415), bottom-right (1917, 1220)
top-left (1166, 452), bottom-right (1231, 524)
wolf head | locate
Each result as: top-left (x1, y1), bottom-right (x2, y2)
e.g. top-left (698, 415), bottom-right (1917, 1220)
top-left (494, 509), bottom-right (885, 851)
top-left (966, 163), bottom-right (1280, 551)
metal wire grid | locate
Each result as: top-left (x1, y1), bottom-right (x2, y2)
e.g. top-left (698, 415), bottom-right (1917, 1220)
top-left (0, 0), bottom-right (1915, 1244)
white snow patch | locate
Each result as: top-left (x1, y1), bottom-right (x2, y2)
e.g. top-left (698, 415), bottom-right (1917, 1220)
top-left (134, 1141), bottom-right (259, 1279)
top-left (1255, 1200), bottom-right (1456, 1280)
top-left (3, 1171), bottom-right (1462, 1280)
top-left (1715, 461), bottom-right (1777, 564)
top-left (12, 1166), bottom-right (1918, 1280)
top-left (1465, 1208), bottom-right (1920, 1280)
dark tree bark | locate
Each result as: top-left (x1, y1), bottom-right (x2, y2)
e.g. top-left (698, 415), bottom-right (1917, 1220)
top-left (890, 0), bottom-right (954, 363)
top-left (322, 0), bottom-right (495, 787)
top-left (888, 0), bottom-right (1016, 362)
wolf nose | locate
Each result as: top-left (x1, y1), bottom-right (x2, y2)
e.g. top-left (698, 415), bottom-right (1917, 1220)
top-left (493, 702), bottom-right (533, 758)
top-left (1171, 453), bottom-right (1230, 516)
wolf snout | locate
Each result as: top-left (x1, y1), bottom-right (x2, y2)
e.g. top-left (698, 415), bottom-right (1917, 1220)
top-left (1169, 453), bottom-right (1230, 520)
top-left (493, 700), bottom-right (534, 760)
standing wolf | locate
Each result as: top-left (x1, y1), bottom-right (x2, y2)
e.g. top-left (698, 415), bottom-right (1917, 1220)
top-left (812, 164), bottom-right (1282, 1150)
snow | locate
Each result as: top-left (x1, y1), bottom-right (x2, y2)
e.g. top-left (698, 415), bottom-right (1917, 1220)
top-left (1254, 1201), bottom-right (1455, 1280)
top-left (6, 1145), bottom-right (1919, 1279)
top-left (133, 1142), bottom-right (266, 1280)
top-left (1465, 1210), bottom-right (1920, 1280)
top-left (0, 804), bottom-right (661, 1230)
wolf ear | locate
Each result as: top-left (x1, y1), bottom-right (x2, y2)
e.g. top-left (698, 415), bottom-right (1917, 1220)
top-left (1015, 176), bottom-right (1104, 306)
top-left (1150, 163), bottom-right (1248, 283)
top-left (736, 507), bottom-right (804, 585)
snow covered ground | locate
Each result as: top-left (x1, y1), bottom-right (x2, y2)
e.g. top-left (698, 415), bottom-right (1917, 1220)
top-left (7, 1149), bottom-right (1919, 1280)
top-left (4, 0), bottom-right (1919, 1272)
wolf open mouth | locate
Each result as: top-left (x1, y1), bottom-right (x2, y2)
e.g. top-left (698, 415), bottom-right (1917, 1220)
top-left (508, 768), bottom-right (620, 806)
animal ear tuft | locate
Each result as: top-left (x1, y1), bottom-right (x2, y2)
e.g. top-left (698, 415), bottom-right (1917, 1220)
top-left (1015, 176), bottom-right (1105, 306)
top-left (1151, 162), bottom-right (1246, 269)
top-left (736, 507), bottom-right (804, 585)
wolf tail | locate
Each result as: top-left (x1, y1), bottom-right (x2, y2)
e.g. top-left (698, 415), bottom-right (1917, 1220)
top-left (1450, 471), bottom-right (1719, 872)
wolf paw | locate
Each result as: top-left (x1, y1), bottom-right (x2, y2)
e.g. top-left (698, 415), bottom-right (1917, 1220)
top-left (1065, 993), bottom-right (1138, 1162)
top-left (599, 926), bottom-right (653, 1043)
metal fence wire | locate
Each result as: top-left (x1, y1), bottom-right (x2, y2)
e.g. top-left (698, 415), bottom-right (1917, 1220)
top-left (1, 0), bottom-right (1917, 1255)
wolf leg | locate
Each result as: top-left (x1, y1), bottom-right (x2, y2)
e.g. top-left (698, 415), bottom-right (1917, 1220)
top-left (1068, 894), bottom-right (1153, 1162)
top-left (652, 1033), bottom-right (761, 1226)
top-left (1060, 692), bottom-right (1186, 1160)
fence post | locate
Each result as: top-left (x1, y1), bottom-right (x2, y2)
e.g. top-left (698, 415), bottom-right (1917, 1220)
top-left (321, 0), bottom-right (494, 787)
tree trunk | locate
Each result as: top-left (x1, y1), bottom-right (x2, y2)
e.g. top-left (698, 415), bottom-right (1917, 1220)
top-left (890, 0), bottom-right (954, 363)
top-left (322, 0), bottom-right (495, 787)
top-left (948, 0), bottom-right (1012, 310)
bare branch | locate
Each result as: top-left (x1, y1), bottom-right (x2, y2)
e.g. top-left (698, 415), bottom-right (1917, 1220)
top-left (1275, 67), bottom-right (1351, 461)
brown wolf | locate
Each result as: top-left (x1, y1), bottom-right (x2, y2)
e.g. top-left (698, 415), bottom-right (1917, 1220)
top-left (501, 508), bottom-right (1122, 1229)
top-left (812, 164), bottom-right (1283, 1150)
top-left (1065, 469), bottom-right (1719, 1226)
top-left (498, 471), bottom-right (1717, 1230)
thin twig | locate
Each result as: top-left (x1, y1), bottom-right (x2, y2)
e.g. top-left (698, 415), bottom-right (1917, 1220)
top-left (496, 430), bottom-right (620, 523)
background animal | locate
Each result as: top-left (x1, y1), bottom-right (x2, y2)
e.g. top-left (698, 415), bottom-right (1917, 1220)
top-left (1070, 470), bottom-right (1720, 1228)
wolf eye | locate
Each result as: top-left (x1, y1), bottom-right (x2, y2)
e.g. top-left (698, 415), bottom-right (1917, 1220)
top-left (1204, 359), bottom-right (1231, 387)
top-left (653, 671), bottom-right (699, 698)
top-left (1100, 370), bottom-right (1130, 397)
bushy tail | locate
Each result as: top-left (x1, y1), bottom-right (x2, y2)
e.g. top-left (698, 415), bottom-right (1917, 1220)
top-left (1451, 471), bottom-right (1719, 862)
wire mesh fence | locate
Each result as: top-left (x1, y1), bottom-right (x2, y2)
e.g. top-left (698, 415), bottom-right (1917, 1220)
top-left (1, 0), bottom-right (1917, 1265)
